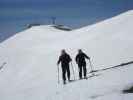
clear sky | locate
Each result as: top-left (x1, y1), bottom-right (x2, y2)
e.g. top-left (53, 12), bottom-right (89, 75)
top-left (0, 0), bottom-right (133, 42)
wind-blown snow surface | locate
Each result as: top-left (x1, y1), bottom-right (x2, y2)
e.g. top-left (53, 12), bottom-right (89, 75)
top-left (0, 10), bottom-right (133, 100)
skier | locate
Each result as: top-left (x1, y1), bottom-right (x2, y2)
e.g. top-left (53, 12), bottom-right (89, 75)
top-left (57, 49), bottom-right (72, 84)
top-left (75, 49), bottom-right (90, 79)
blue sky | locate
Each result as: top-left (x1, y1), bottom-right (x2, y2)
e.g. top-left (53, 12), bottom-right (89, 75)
top-left (0, 0), bottom-right (133, 42)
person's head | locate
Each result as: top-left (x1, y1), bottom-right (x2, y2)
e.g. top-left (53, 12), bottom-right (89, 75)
top-left (61, 49), bottom-right (66, 55)
top-left (78, 49), bottom-right (82, 53)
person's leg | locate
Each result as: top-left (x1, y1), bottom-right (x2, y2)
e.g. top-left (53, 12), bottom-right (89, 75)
top-left (66, 65), bottom-right (70, 81)
top-left (62, 66), bottom-right (66, 84)
top-left (78, 64), bottom-right (82, 79)
top-left (83, 63), bottom-right (87, 78)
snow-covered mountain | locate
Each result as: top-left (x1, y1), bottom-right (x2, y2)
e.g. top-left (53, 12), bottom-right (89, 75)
top-left (0, 10), bottom-right (133, 100)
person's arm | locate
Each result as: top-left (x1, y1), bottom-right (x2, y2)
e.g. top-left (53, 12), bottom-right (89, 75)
top-left (57, 56), bottom-right (61, 65)
top-left (84, 53), bottom-right (90, 60)
top-left (75, 55), bottom-right (78, 64)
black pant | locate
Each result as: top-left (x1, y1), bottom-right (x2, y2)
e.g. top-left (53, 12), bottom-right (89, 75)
top-left (61, 64), bottom-right (70, 81)
top-left (78, 63), bottom-right (87, 78)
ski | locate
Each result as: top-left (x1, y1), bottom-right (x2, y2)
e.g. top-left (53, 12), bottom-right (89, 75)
top-left (64, 74), bottom-right (100, 85)
top-left (86, 73), bottom-right (100, 79)
top-left (0, 62), bottom-right (7, 71)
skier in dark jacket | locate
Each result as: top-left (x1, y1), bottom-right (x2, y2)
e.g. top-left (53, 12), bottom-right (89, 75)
top-left (57, 49), bottom-right (72, 84)
top-left (75, 49), bottom-right (90, 79)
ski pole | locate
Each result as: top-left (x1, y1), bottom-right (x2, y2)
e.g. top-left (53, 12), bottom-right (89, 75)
top-left (57, 65), bottom-right (60, 84)
top-left (71, 62), bottom-right (75, 80)
top-left (89, 59), bottom-right (95, 75)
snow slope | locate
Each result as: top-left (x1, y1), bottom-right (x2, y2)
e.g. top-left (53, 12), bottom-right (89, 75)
top-left (71, 10), bottom-right (133, 69)
top-left (0, 10), bottom-right (133, 100)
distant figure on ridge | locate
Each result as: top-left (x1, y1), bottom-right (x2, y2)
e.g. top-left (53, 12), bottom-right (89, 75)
top-left (75, 49), bottom-right (90, 79)
top-left (57, 49), bottom-right (72, 84)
